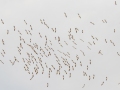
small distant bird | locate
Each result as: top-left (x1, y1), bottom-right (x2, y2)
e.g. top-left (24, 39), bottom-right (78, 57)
top-left (105, 39), bottom-right (107, 43)
top-left (7, 30), bottom-right (9, 34)
top-left (90, 22), bottom-right (95, 25)
top-left (96, 37), bottom-right (98, 41)
top-left (93, 41), bottom-right (95, 45)
top-left (90, 60), bottom-right (91, 64)
top-left (93, 74), bottom-right (95, 79)
top-left (47, 83), bottom-right (49, 87)
top-left (91, 35), bottom-right (94, 39)
top-left (78, 13), bottom-right (81, 18)
top-left (106, 77), bottom-right (107, 81)
top-left (104, 19), bottom-right (107, 23)
top-left (0, 60), bottom-right (4, 64)
top-left (82, 30), bottom-right (83, 33)
top-left (87, 65), bottom-right (88, 70)
top-left (89, 75), bottom-right (90, 80)
top-left (2, 39), bottom-right (5, 45)
top-left (117, 52), bottom-right (120, 56)
top-left (82, 84), bottom-right (85, 88)
top-left (13, 26), bottom-right (15, 31)
top-left (24, 20), bottom-right (27, 25)
top-left (102, 20), bottom-right (105, 23)
top-left (69, 73), bottom-right (71, 78)
top-left (115, 1), bottom-right (117, 5)
top-left (63, 75), bottom-right (64, 80)
top-left (1, 19), bottom-right (4, 24)
top-left (64, 12), bottom-right (67, 17)
top-left (88, 42), bottom-right (92, 45)
top-left (98, 50), bottom-right (103, 55)
top-left (101, 82), bottom-right (104, 86)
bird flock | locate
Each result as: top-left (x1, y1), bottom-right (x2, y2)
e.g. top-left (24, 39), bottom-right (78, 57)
top-left (0, 1), bottom-right (120, 89)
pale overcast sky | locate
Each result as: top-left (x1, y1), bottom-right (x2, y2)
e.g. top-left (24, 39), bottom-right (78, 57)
top-left (0, 0), bottom-right (120, 90)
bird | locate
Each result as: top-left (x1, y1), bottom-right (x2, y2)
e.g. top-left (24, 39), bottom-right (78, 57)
top-left (106, 77), bottom-right (107, 81)
top-left (114, 29), bottom-right (115, 33)
top-left (82, 84), bottom-right (85, 88)
top-left (24, 20), bottom-right (27, 25)
top-left (64, 12), bottom-right (67, 17)
top-left (0, 60), bottom-right (4, 64)
top-left (7, 30), bottom-right (9, 34)
top-left (47, 83), bottom-right (49, 87)
top-left (101, 82), bottom-right (104, 86)
top-left (78, 13), bottom-right (81, 18)
top-left (98, 50), bottom-right (103, 55)
top-left (115, 1), bottom-right (117, 5)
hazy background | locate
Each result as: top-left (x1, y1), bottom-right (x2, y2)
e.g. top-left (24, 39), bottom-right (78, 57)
top-left (0, 0), bottom-right (120, 90)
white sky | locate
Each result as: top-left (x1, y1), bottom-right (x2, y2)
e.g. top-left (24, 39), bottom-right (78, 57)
top-left (0, 0), bottom-right (120, 90)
